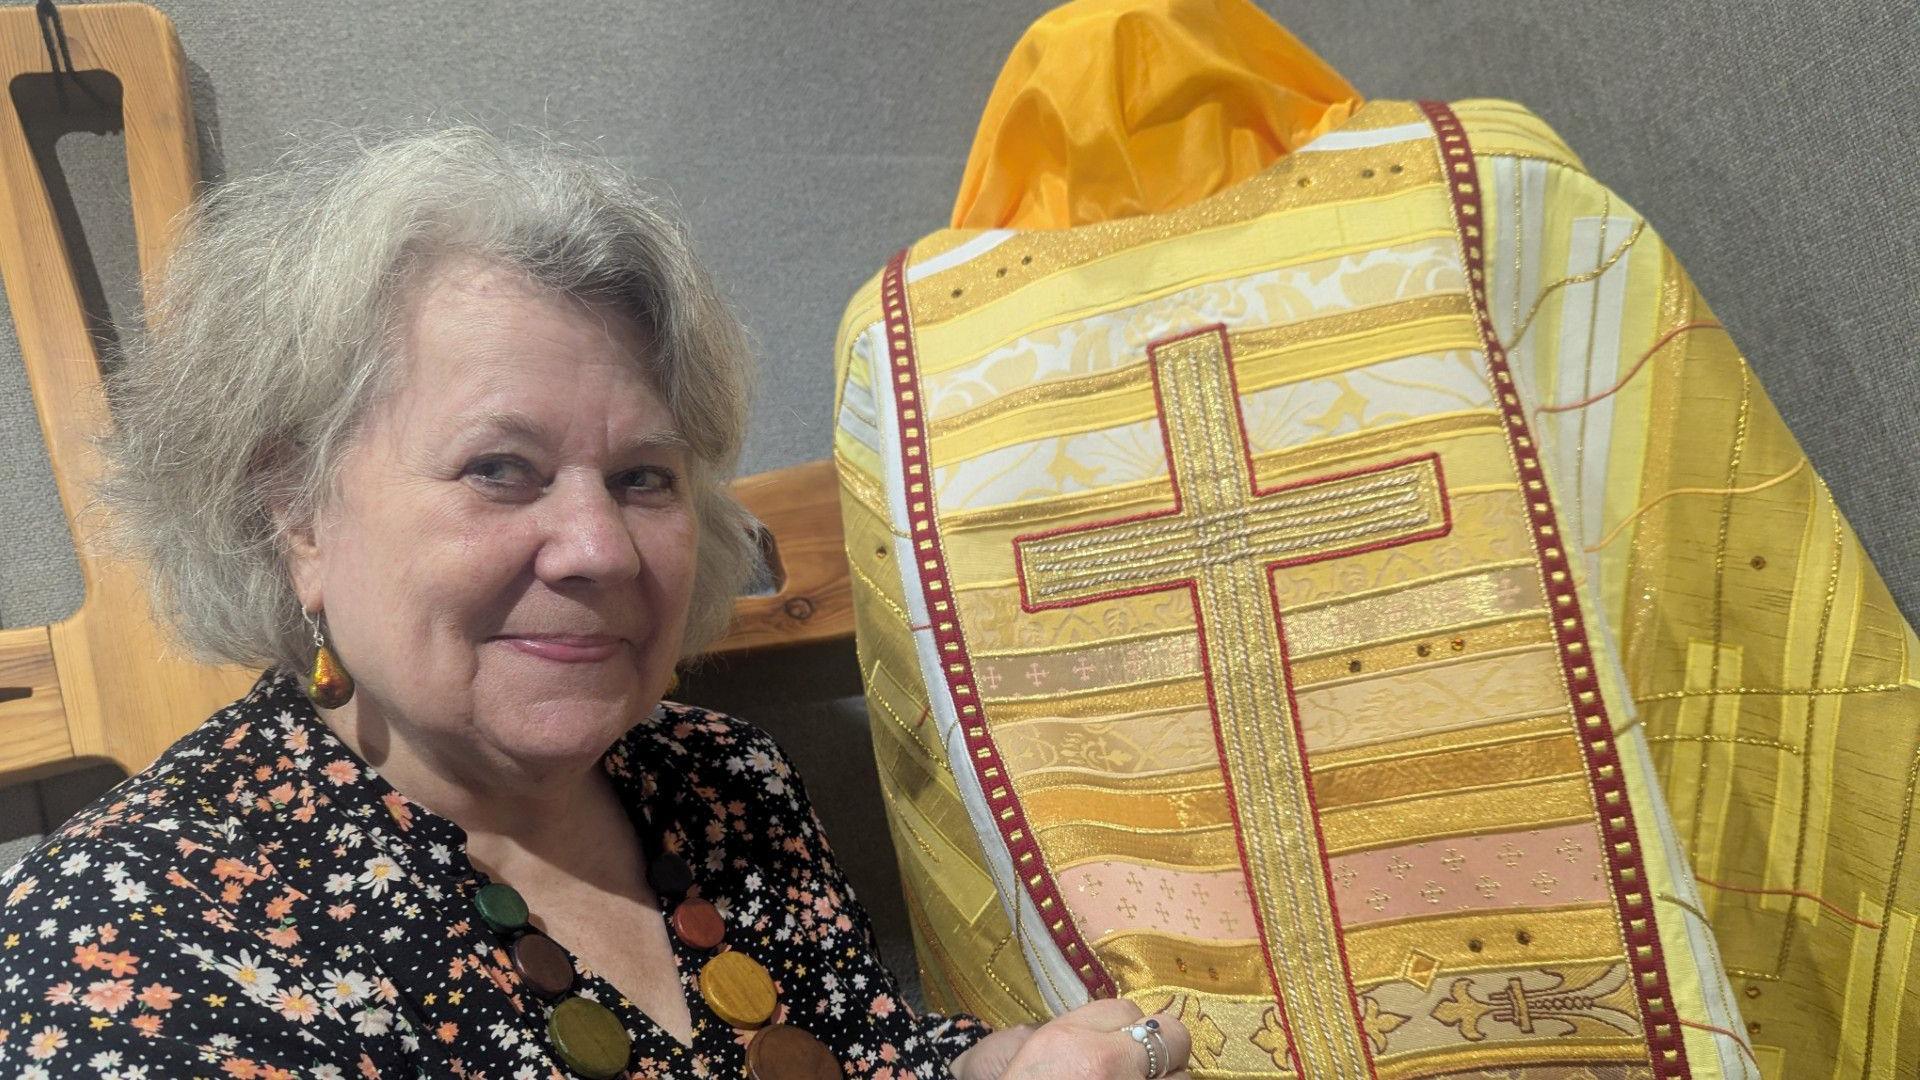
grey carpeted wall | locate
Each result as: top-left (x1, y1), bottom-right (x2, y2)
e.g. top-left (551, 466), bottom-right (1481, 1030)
top-left (0, 0), bottom-right (1912, 1001)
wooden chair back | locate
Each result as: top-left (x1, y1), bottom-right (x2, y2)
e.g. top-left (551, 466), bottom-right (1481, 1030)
top-left (0, 3), bottom-right (256, 783)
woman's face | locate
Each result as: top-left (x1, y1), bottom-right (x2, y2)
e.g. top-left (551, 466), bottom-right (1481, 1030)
top-left (287, 259), bottom-right (698, 773)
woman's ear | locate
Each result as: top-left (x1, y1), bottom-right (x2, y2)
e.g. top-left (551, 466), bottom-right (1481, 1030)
top-left (271, 496), bottom-right (327, 613)
top-left (258, 441), bottom-right (326, 612)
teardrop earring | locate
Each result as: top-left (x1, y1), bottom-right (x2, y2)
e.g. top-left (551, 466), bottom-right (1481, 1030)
top-left (303, 611), bottom-right (354, 709)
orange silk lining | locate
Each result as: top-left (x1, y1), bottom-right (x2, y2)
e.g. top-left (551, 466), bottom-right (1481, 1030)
top-left (952, 0), bottom-right (1362, 230)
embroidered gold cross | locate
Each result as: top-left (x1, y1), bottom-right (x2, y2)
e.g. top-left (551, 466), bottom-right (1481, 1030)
top-left (1013, 325), bottom-right (1449, 1076)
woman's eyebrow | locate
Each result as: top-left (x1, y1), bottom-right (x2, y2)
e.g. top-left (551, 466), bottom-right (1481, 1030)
top-left (454, 410), bottom-right (689, 455)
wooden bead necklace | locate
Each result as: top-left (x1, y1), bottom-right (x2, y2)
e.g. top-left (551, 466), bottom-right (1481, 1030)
top-left (471, 781), bottom-right (841, 1079)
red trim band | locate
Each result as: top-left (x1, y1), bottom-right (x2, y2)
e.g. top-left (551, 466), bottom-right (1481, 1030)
top-left (1418, 99), bottom-right (1691, 1079)
top-left (878, 250), bottom-right (1117, 1000)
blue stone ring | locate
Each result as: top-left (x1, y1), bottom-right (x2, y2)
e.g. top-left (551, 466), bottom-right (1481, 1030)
top-left (1126, 1018), bottom-right (1168, 1079)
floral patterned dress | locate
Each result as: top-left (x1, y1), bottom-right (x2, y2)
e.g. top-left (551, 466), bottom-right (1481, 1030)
top-left (0, 672), bottom-right (983, 1079)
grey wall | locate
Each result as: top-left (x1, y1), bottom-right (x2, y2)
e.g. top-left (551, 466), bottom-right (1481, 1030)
top-left (0, 0), bottom-right (1913, 1004)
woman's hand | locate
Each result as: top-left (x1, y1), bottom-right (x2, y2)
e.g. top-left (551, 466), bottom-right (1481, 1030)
top-left (950, 999), bottom-right (1192, 1079)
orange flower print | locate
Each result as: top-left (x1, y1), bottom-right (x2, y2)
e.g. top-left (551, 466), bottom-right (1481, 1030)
top-left (80, 978), bottom-right (135, 1014)
top-left (100, 950), bottom-right (140, 978)
top-left (137, 983), bottom-right (180, 1010)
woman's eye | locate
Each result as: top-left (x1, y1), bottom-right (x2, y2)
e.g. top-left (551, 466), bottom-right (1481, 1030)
top-left (616, 466), bottom-right (678, 496)
top-left (465, 456), bottom-right (537, 490)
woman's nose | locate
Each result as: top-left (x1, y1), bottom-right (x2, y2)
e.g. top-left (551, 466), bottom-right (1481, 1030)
top-left (532, 475), bottom-right (644, 586)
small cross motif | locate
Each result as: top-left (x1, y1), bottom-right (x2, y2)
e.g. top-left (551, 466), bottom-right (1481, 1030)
top-left (1386, 856), bottom-right (1413, 880)
top-left (1333, 865), bottom-right (1358, 888)
top-left (1159, 880), bottom-right (1177, 901)
top-left (1116, 898), bottom-right (1138, 919)
top-left (1072, 657), bottom-right (1097, 682)
top-left (1084, 877), bottom-right (1103, 898)
top-left (1555, 837), bottom-right (1583, 862)
top-left (1366, 889), bottom-right (1390, 911)
top-left (1217, 910), bottom-right (1239, 933)
top-left (1440, 849), bottom-right (1466, 873)
top-left (978, 666), bottom-right (1002, 691)
top-left (1531, 871), bottom-right (1559, 895)
top-left (1125, 871), bottom-right (1144, 893)
top-left (1153, 902), bottom-right (1172, 924)
top-left (1498, 843), bottom-right (1524, 868)
top-left (1024, 662), bottom-right (1048, 687)
top-left (1419, 881), bottom-right (1446, 905)
top-left (1475, 876), bottom-right (1500, 899)
top-left (1185, 910), bottom-right (1203, 932)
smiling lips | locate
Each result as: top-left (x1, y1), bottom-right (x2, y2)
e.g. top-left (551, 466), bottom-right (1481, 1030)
top-left (494, 635), bottom-right (624, 663)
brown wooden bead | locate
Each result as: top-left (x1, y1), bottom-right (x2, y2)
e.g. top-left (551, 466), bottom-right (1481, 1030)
top-left (671, 898), bottom-right (726, 950)
top-left (747, 1023), bottom-right (841, 1080)
top-left (700, 949), bottom-right (777, 1029)
top-left (647, 852), bottom-right (693, 898)
top-left (510, 931), bottom-right (575, 1001)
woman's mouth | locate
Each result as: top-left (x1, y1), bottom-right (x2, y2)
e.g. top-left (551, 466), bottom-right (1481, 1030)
top-left (492, 635), bottom-right (623, 663)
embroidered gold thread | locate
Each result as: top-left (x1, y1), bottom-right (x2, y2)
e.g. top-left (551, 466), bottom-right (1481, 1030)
top-left (1774, 499), bottom-right (1844, 975)
top-left (849, 559), bottom-right (913, 626)
top-left (866, 660), bottom-right (941, 759)
top-left (878, 775), bottom-right (942, 865)
top-left (1585, 458), bottom-right (1808, 554)
top-left (1690, 364), bottom-right (1752, 847)
top-left (1571, 191), bottom-right (1613, 563)
top-left (1644, 733), bottom-right (1802, 756)
top-left (1502, 218), bottom-right (1647, 353)
top-left (1632, 683), bottom-right (1902, 702)
top-left (1860, 739), bottom-right (1920, 1074)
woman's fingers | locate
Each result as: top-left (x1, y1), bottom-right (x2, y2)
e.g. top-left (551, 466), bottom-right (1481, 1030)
top-left (1060, 996), bottom-right (1145, 1030)
top-left (988, 1000), bottom-right (1193, 1079)
top-left (1123, 1011), bottom-right (1190, 1079)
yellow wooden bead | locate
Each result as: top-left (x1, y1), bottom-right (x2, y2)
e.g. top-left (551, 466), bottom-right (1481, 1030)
top-left (700, 949), bottom-right (777, 1029)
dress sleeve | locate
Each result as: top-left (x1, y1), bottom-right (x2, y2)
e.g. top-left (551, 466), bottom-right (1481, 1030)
top-left (0, 823), bottom-right (394, 1078)
top-left (1468, 107), bottom-right (1920, 1075)
top-left (717, 719), bottom-right (989, 1076)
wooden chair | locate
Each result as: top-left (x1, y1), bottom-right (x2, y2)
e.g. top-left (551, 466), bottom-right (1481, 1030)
top-left (0, 4), bottom-right (850, 786)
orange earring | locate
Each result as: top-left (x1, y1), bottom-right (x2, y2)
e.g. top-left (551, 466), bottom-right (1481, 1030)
top-left (304, 612), bottom-right (354, 709)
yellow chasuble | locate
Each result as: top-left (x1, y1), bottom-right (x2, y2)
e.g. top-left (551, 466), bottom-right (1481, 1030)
top-left (832, 4), bottom-right (1920, 1077)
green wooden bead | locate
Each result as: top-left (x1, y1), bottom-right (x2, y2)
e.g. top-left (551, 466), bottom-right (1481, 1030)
top-left (548, 995), bottom-right (632, 1079)
top-left (473, 882), bottom-right (529, 933)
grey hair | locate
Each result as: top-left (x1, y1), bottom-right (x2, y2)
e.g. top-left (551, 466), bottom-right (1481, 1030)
top-left (98, 124), bottom-right (758, 675)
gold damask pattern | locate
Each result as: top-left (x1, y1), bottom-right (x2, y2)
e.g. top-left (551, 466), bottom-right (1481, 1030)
top-left (830, 97), bottom-right (1914, 1079)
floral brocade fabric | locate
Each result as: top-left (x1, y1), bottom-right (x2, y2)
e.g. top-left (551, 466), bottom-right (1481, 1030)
top-left (0, 672), bottom-right (981, 1079)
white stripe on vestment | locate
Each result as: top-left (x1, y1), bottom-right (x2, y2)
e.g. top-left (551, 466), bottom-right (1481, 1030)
top-left (1623, 708), bottom-right (1759, 1079)
top-left (1545, 215), bottom-right (1634, 553)
top-left (1293, 121), bottom-right (1433, 152)
top-left (869, 312), bottom-right (1090, 1016)
top-left (905, 230), bottom-right (1018, 283)
top-left (834, 323), bottom-right (884, 455)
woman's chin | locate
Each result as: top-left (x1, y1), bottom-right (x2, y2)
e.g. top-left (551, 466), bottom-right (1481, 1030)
top-left (471, 664), bottom-right (661, 762)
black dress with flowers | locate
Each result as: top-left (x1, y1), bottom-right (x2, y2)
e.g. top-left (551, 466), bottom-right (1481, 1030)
top-left (0, 672), bottom-right (983, 1079)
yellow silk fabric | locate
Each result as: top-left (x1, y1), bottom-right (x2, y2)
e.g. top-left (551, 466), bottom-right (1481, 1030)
top-left (949, 0), bottom-right (1360, 230)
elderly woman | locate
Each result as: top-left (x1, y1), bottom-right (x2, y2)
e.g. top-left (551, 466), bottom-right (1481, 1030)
top-left (0, 130), bottom-right (1190, 1079)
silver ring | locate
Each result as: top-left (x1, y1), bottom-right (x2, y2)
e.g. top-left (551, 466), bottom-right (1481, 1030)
top-left (1126, 1021), bottom-right (1168, 1080)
